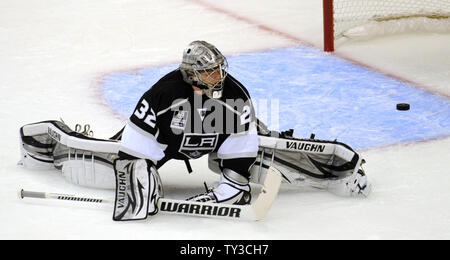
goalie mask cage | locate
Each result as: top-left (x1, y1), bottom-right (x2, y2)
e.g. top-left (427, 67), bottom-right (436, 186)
top-left (323, 0), bottom-right (450, 52)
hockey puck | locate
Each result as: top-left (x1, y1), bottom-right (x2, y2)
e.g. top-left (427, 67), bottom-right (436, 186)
top-left (396, 103), bottom-right (410, 111)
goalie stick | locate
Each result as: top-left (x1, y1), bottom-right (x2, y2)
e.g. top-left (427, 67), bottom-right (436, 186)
top-left (18, 166), bottom-right (282, 221)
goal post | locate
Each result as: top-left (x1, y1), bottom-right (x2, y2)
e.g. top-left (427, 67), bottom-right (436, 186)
top-left (323, 0), bottom-right (450, 52)
top-left (323, 0), bottom-right (335, 52)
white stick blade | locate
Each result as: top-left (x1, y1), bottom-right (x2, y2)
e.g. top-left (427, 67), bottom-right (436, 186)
top-left (251, 166), bottom-right (282, 220)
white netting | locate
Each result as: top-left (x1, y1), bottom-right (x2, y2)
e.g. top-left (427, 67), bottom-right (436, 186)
top-left (333, 0), bottom-right (450, 39)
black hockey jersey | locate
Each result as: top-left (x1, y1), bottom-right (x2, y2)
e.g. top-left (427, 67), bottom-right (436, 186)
top-left (119, 69), bottom-right (258, 175)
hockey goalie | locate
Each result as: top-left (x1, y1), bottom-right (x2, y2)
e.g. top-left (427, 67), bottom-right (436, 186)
top-left (18, 41), bottom-right (371, 221)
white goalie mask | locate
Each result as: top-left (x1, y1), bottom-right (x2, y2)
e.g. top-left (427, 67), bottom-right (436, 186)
top-left (180, 41), bottom-right (228, 99)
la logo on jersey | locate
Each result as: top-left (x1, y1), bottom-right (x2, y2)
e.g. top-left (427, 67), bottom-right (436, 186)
top-left (179, 133), bottom-right (219, 159)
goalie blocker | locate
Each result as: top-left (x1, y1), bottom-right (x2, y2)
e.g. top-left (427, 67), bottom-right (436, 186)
top-left (19, 120), bottom-right (371, 199)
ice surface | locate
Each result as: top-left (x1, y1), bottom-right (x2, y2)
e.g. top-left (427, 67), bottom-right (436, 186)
top-left (1, 0), bottom-right (449, 240)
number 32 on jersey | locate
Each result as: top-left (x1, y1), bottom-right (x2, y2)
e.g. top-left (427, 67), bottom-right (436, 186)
top-left (134, 99), bottom-right (156, 128)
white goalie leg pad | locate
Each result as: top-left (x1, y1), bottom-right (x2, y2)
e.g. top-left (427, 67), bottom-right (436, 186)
top-left (18, 124), bottom-right (56, 170)
top-left (61, 150), bottom-right (116, 189)
top-left (248, 152), bottom-right (371, 197)
top-left (19, 143), bottom-right (55, 170)
top-left (113, 159), bottom-right (162, 221)
top-left (238, 134), bottom-right (372, 197)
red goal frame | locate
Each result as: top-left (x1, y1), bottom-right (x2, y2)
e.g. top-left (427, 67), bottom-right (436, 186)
top-left (323, 0), bottom-right (335, 52)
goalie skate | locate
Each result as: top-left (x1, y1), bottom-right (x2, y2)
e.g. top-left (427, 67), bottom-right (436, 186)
top-left (326, 168), bottom-right (372, 197)
top-left (187, 170), bottom-right (252, 205)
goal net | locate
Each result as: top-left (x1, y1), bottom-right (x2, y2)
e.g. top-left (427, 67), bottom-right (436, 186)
top-left (323, 0), bottom-right (450, 51)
